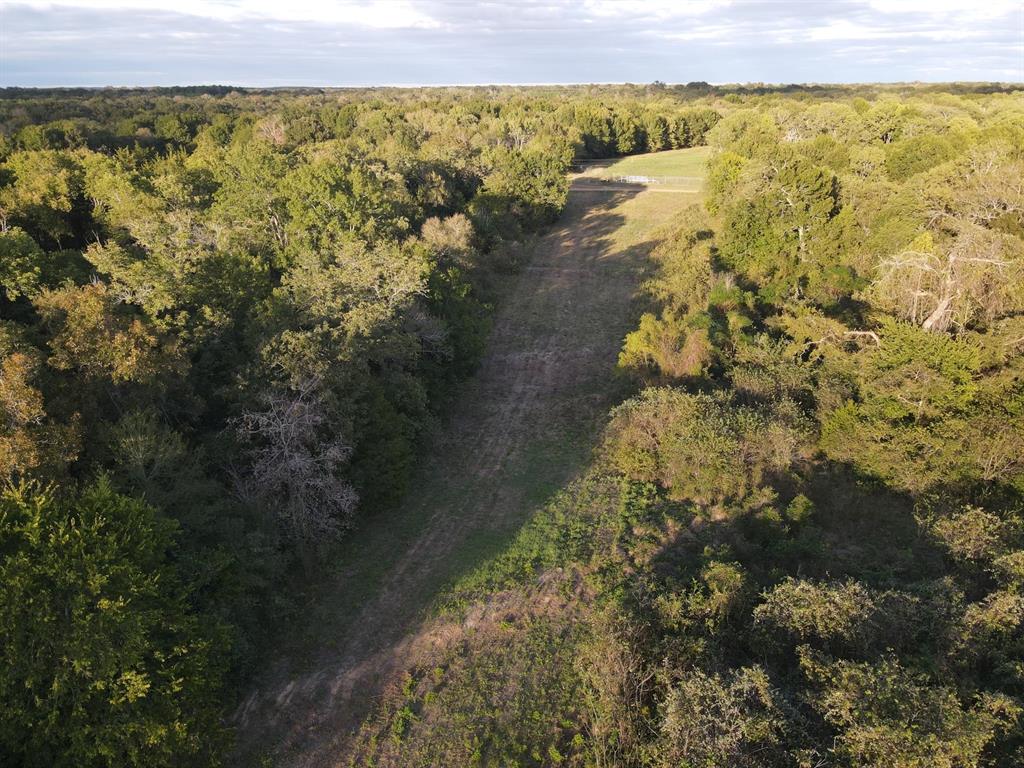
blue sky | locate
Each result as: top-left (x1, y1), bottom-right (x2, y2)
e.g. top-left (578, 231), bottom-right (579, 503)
top-left (1, 0), bottom-right (1021, 87)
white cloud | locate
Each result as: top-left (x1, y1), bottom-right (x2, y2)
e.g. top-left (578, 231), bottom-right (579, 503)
top-left (806, 18), bottom-right (983, 41)
top-left (806, 19), bottom-right (891, 41)
top-left (582, 0), bottom-right (732, 17)
top-left (1, 0), bottom-right (443, 28)
top-left (867, 0), bottom-right (1020, 18)
top-left (0, 0), bottom-right (1019, 86)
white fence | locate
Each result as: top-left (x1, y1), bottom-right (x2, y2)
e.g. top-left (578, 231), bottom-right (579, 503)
top-left (606, 175), bottom-right (702, 185)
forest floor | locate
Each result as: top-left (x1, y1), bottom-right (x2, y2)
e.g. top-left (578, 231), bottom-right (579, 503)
top-left (233, 168), bottom-right (702, 767)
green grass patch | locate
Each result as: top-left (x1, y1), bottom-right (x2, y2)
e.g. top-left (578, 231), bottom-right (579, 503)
top-left (578, 147), bottom-right (712, 188)
top-left (441, 473), bottom-right (622, 612)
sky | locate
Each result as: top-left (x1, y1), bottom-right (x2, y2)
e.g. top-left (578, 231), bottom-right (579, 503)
top-left (0, 0), bottom-right (1022, 87)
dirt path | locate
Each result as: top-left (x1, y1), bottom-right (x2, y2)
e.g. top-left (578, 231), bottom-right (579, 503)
top-left (233, 185), bottom-right (697, 767)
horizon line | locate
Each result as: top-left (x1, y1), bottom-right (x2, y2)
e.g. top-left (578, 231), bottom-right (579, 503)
top-left (3, 79), bottom-right (1023, 90)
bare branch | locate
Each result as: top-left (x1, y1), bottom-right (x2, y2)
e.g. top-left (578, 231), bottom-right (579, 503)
top-left (233, 378), bottom-right (358, 546)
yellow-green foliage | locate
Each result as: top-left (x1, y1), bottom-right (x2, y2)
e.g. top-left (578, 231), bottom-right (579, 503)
top-left (605, 389), bottom-right (808, 510)
top-left (0, 479), bottom-right (227, 767)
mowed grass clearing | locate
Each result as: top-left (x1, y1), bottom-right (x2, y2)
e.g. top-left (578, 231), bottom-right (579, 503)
top-left (576, 146), bottom-right (712, 190)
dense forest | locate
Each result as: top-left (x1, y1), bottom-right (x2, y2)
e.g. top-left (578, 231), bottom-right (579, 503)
top-left (1, 82), bottom-right (1022, 767)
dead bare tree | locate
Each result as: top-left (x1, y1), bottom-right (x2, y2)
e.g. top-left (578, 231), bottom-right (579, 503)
top-left (233, 379), bottom-right (357, 559)
top-left (936, 147), bottom-right (1024, 227)
top-left (256, 114), bottom-right (287, 146)
top-left (871, 222), bottom-right (1023, 333)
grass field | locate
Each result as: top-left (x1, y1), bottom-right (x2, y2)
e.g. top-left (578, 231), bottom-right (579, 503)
top-left (576, 146), bottom-right (712, 189)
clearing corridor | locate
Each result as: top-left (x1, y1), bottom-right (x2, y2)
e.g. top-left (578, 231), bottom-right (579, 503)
top-left (233, 177), bottom-right (699, 766)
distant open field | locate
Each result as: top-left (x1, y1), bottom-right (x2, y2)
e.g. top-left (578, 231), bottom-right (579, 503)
top-left (575, 146), bottom-right (712, 190)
